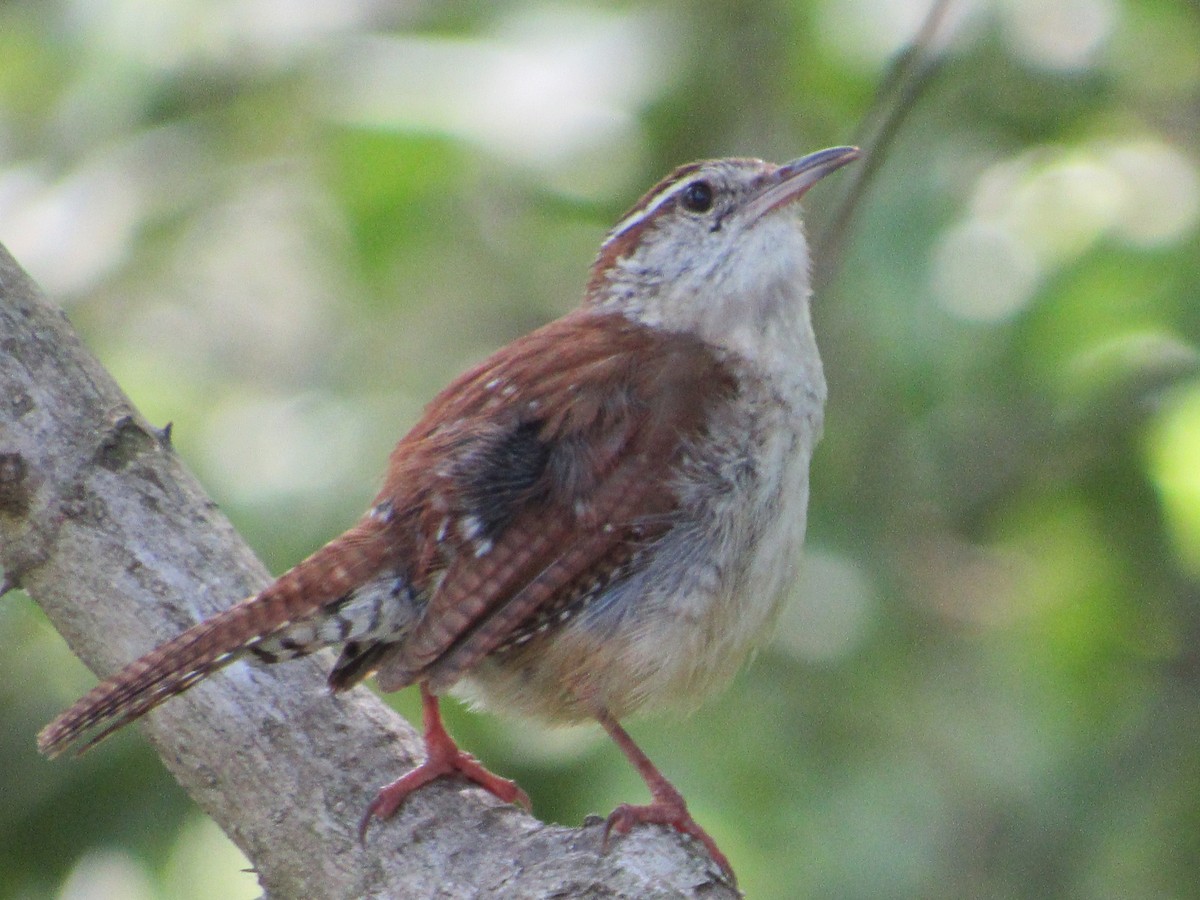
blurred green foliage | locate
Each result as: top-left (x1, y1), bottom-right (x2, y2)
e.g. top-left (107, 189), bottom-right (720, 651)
top-left (2, 0), bottom-right (1199, 897)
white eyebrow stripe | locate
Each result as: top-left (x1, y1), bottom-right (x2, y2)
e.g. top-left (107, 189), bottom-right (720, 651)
top-left (604, 176), bottom-right (697, 247)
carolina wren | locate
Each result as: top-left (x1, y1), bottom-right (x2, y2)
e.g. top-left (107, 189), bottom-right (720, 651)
top-left (39, 145), bottom-right (859, 880)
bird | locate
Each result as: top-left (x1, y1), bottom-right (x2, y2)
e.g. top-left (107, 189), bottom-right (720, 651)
top-left (38, 145), bottom-right (859, 880)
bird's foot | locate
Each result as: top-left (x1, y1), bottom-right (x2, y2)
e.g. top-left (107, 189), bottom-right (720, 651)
top-left (594, 708), bottom-right (736, 883)
top-left (359, 686), bottom-right (530, 841)
top-left (358, 744), bottom-right (530, 840)
top-left (603, 789), bottom-right (734, 883)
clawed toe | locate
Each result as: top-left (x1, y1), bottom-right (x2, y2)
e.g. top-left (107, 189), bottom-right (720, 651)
top-left (359, 685), bottom-right (529, 842)
top-left (601, 800), bottom-right (735, 883)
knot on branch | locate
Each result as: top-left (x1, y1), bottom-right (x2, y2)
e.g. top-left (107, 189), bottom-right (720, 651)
top-left (94, 414), bottom-right (159, 471)
top-left (0, 451), bottom-right (32, 516)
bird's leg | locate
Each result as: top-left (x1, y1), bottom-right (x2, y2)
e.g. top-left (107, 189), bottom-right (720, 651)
top-left (595, 708), bottom-right (735, 881)
top-left (359, 683), bottom-right (530, 840)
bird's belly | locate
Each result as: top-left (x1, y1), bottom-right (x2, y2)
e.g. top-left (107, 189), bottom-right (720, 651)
top-left (457, 414), bottom-right (815, 724)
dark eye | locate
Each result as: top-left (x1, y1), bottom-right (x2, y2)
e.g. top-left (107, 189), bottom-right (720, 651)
top-left (680, 180), bottom-right (714, 213)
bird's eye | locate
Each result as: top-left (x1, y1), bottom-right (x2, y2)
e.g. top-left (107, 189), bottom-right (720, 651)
top-left (680, 180), bottom-right (714, 213)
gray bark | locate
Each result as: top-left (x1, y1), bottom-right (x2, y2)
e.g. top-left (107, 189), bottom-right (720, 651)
top-left (0, 243), bottom-right (738, 899)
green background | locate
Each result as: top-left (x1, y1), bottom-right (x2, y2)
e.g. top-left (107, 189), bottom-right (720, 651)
top-left (2, 0), bottom-right (1199, 897)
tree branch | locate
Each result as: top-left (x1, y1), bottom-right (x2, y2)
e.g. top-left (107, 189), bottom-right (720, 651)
top-left (0, 243), bottom-right (736, 899)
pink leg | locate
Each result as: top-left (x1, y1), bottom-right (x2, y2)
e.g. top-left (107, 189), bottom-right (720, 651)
top-left (359, 684), bottom-right (530, 840)
top-left (596, 709), bottom-right (735, 882)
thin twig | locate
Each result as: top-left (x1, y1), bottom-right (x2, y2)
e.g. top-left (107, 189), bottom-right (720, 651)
top-left (815, 0), bottom-right (957, 292)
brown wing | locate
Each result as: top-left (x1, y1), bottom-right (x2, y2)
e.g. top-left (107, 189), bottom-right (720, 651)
top-left (369, 309), bottom-right (737, 692)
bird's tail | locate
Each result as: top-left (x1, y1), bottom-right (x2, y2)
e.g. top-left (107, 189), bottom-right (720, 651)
top-left (38, 514), bottom-right (392, 757)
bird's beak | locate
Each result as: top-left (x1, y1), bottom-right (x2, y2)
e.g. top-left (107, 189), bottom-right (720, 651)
top-left (744, 146), bottom-right (860, 222)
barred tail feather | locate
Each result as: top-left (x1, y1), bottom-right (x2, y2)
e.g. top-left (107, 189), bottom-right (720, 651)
top-left (37, 600), bottom-right (261, 757)
top-left (38, 513), bottom-right (393, 758)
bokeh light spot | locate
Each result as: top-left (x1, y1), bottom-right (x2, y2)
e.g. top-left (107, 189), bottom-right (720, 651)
top-left (1147, 384), bottom-right (1200, 576)
top-left (1001, 0), bottom-right (1117, 71)
top-left (774, 549), bottom-right (876, 664)
top-left (1103, 139), bottom-right (1200, 247)
top-left (932, 219), bottom-right (1039, 321)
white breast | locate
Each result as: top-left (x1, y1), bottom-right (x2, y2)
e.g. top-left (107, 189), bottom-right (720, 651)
top-left (609, 364), bottom-right (823, 714)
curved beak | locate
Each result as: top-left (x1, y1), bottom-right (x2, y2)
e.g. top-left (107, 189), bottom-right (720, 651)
top-left (744, 146), bottom-right (860, 222)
